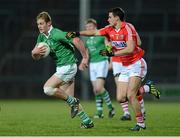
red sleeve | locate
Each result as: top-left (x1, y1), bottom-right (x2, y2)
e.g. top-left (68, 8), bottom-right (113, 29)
top-left (99, 25), bottom-right (112, 35)
top-left (127, 23), bottom-right (139, 40)
top-left (124, 24), bottom-right (133, 41)
top-left (99, 27), bottom-right (108, 36)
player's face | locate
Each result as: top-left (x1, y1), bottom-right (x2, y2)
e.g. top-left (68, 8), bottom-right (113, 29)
top-left (85, 23), bottom-right (96, 31)
top-left (37, 18), bottom-right (51, 34)
top-left (108, 12), bottom-right (118, 26)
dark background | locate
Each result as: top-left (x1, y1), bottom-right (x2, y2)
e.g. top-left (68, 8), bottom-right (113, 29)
top-left (0, 0), bottom-right (180, 100)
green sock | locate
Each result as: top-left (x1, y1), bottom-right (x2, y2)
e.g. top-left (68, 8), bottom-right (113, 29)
top-left (101, 90), bottom-right (113, 111)
top-left (95, 94), bottom-right (103, 115)
top-left (77, 111), bottom-right (92, 124)
top-left (66, 96), bottom-right (75, 106)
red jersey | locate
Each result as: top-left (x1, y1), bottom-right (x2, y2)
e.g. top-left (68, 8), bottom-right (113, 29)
top-left (99, 22), bottom-right (144, 66)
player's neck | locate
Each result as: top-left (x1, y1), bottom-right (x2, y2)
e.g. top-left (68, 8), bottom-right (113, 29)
top-left (44, 32), bottom-right (49, 36)
top-left (114, 21), bottom-right (121, 30)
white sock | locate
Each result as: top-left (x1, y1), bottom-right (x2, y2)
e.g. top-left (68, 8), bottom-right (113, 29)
top-left (137, 122), bottom-right (146, 128)
top-left (143, 85), bottom-right (150, 93)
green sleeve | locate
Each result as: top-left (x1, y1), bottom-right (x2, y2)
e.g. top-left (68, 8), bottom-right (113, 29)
top-left (54, 30), bottom-right (74, 44)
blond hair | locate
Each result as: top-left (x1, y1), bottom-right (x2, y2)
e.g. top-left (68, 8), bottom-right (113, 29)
top-left (36, 11), bottom-right (51, 23)
top-left (85, 18), bottom-right (97, 26)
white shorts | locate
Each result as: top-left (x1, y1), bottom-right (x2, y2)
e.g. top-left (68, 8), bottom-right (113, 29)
top-left (112, 62), bottom-right (124, 76)
top-left (118, 58), bottom-right (147, 82)
top-left (54, 64), bottom-right (77, 82)
top-left (89, 60), bottom-right (109, 81)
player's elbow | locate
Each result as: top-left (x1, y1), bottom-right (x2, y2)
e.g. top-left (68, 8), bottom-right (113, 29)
top-left (126, 43), bottom-right (135, 54)
top-left (137, 41), bottom-right (142, 46)
top-left (73, 37), bottom-right (81, 46)
top-left (73, 37), bottom-right (80, 42)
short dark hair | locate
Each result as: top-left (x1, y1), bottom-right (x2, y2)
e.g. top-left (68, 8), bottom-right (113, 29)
top-left (109, 7), bottom-right (125, 21)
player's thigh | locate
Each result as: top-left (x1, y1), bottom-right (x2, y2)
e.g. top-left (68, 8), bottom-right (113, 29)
top-left (117, 66), bottom-right (129, 101)
top-left (116, 81), bottom-right (128, 102)
top-left (91, 79), bottom-right (105, 94)
top-left (95, 78), bottom-right (105, 93)
top-left (114, 77), bottom-right (119, 90)
top-left (55, 64), bottom-right (77, 83)
top-left (127, 76), bottom-right (142, 98)
top-left (44, 74), bottom-right (63, 88)
top-left (91, 81), bottom-right (97, 94)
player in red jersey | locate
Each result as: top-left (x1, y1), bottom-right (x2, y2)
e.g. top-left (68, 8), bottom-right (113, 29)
top-left (107, 31), bottom-right (146, 121)
top-left (66, 7), bottom-right (160, 131)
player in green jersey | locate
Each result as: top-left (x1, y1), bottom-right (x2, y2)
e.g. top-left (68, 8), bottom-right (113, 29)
top-left (31, 11), bottom-right (93, 128)
top-left (84, 19), bottom-right (115, 118)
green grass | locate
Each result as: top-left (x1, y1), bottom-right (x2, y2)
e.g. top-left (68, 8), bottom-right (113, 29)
top-left (0, 99), bottom-right (180, 136)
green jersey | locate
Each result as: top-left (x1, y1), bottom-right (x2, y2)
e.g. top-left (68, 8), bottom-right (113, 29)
top-left (37, 27), bottom-right (77, 66)
top-left (85, 36), bottom-right (108, 63)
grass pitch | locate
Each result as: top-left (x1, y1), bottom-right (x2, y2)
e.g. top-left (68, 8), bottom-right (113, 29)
top-left (0, 99), bottom-right (180, 136)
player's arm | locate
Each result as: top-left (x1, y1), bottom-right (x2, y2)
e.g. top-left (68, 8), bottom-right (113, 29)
top-left (31, 44), bottom-right (47, 60)
top-left (104, 37), bottom-right (111, 46)
top-left (137, 32), bottom-right (142, 46)
top-left (80, 30), bottom-right (100, 36)
top-left (56, 31), bottom-right (88, 59)
top-left (128, 23), bottom-right (142, 46)
top-left (99, 39), bottom-right (135, 57)
top-left (66, 29), bottom-right (101, 39)
top-left (73, 37), bottom-right (88, 59)
top-left (73, 37), bottom-right (89, 70)
top-left (32, 35), bottom-right (46, 60)
top-left (114, 40), bottom-right (135, 56)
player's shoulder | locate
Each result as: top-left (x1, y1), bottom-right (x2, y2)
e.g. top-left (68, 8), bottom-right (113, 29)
top-left (126, 22), bottom-right (135, 29)
top-left (52, 28), bottom-right (64, 34)
top-left (99, 25), bottom-right (114, 32)
top-left (51, 28), bottom-right (67, 39)
top-left (104, 25), bottom-right (113, 29)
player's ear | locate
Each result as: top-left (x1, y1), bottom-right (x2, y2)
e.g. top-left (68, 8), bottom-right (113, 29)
top-left (47, 21), bottom-right (52, 26)
top-left (115, 16), bottom-right (119, 21)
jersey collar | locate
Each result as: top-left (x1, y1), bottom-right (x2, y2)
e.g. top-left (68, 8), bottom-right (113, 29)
top-left (121, 22), bottom-right (126, 28)
top-left (114, 22), bottom-right (126, 32)
top-left (43, 25), bottom-right (53, 38)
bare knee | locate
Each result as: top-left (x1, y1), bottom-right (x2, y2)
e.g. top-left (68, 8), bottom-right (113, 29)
top-left (95, 87), bottom-right (104, 94)
top-left (127, 94), bottom-right (136, 104)
top-left (43, 87), bottom-right (56, 96)
top-left (116, 95), bottom-right (127, 103)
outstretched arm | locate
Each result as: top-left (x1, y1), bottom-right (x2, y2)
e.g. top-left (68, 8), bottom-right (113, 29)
top-left (66, 30), bottom-right (100, 39)
top-left (80, 30), bottom-right (100, 36)
top-left (137, 33), bottom-right (142, 46)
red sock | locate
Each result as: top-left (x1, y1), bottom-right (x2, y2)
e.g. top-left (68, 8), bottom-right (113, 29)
top-left (138, 86), bottom-right (145, 94)
top-left (136, 112), bottom-right (144, 123)
top-left (120, 101), bottom-right (129, 114)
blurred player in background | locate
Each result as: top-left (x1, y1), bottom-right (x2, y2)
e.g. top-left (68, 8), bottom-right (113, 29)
top-left (84, 18), bottom-right (115, 118)
top-left (31, 11), bottom-right (93, 128)
top-left (66, 7), bottom-right (160, 131)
